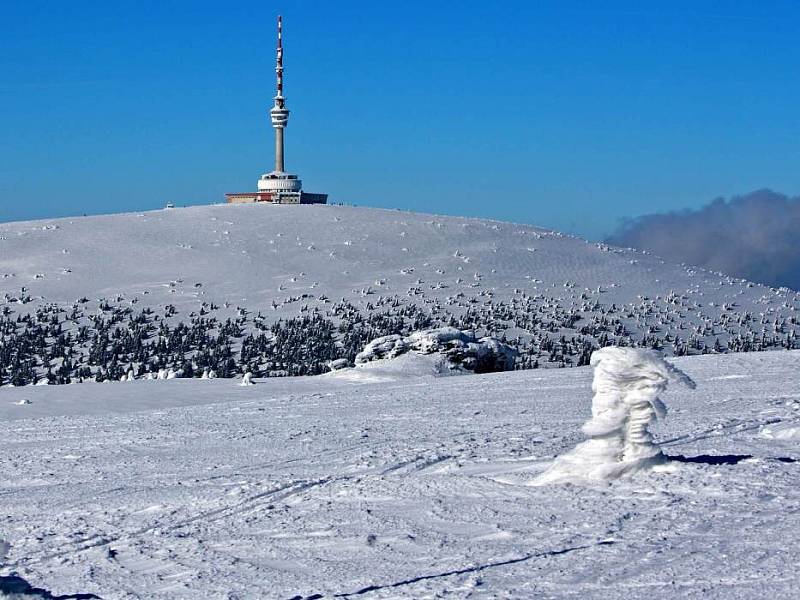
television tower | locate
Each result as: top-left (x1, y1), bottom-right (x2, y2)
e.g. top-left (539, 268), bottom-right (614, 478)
top-left (254, 14), bottom-right (303, 197)
top-left (225, 15), bottom-right (327, 205)
top-left (270, 15), bottom-right (289, 173)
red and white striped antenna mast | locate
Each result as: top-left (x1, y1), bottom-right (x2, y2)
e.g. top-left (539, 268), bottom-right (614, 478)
top-left (276, 15), bottom-right (284, 98)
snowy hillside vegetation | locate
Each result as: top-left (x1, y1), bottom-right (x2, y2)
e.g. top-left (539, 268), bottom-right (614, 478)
top-left (0, 351), bottom-right (798, 598)
top-left (1, 203), bottom-right (799, 385)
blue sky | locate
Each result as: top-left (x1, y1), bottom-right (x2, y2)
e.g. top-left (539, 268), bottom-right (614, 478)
top-left (1, 0), bottom-right (798, 239)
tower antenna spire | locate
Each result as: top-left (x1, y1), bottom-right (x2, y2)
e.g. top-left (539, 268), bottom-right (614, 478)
top-left (276, 15), bottom-right (283, 98)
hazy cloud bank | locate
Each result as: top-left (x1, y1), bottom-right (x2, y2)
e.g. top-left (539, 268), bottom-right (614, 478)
top-left (607, 190), bottom-right (800, 290)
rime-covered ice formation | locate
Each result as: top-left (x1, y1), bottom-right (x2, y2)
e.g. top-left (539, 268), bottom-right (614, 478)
top-left (354, 327), bottom-right (517, 374)
top-left (532, 347), bottom-right (696, 484)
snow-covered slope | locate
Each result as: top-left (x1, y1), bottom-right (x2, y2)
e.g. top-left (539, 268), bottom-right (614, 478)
top-left (0, 203), bottom-right (794, 312)
top-left (1, 351), bottom-right (798, 598)
top-left (2, 205), bottom-right (799, 597)
top-left (1, 203), bottom-right (799, 384)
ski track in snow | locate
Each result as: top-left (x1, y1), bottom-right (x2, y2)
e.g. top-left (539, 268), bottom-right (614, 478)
top-left (0, 351), bottom-right (799, 599)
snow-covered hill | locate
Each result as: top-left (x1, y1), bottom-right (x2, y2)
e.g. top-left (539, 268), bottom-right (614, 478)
top-left (2, 203), bottom-right (795, 311)
top-left (0, 350), bottom-right (798, 598)
top-left (2, 205), bottom-right (799, 598)
top-left (1, 203), bottom-right (799, 384)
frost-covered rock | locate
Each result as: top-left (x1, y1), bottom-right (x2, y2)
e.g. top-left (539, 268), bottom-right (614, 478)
top-left (355, 327), bottom-right (517, 374)
top-left (356, 334), bottom-right (409, 363)
top-left (327, 358), bottom-right (352, 371)
top-left (532, 347), bottom-right (696, 484)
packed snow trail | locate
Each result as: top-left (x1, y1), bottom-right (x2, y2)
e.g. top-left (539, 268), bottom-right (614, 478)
top-left (1, 351), bottom-right (799, 598)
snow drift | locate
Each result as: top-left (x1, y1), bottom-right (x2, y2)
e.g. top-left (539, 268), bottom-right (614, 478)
top-left (325, 352), bottom-right (459, 383)
top-left (532, 347), bottom-right (696, 484)
top-left (354, 327), bottom-right (517, 374)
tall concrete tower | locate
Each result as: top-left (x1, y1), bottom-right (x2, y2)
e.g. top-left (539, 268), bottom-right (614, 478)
top-left (227, 15), bottom-right (327, 205)
top-left (270, 15), bottom-right (289, 173)
top-left (255, 14), bottom-right (302, 197)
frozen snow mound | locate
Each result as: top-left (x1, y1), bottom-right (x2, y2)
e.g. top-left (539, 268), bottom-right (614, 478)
top-left (532, 347), bottom-right (696, 485)
top-left (761, 421), bottom-right (800, 441)
top-left (354, 327), bottom-right (517, 374)
top-left (325, 352), bottom-right (459, 383)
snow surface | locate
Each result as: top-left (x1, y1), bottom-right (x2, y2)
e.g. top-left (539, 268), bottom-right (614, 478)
top-left (2, 204), bottom-right (799, 598)
top-left (1, 350), bottom-right (799, 598)
top-left (3, 202), bottom-right (698, 310)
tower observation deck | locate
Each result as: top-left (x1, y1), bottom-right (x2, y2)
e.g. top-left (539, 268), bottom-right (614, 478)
top-left (226, 16), bottom-right (327, 205)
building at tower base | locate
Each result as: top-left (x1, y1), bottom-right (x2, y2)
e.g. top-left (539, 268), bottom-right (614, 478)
top-left (225, 16), bottom-right (327, 206)
top-left (225, 190), bottom-right (328, 205)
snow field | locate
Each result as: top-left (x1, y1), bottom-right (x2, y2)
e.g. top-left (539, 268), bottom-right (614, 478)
top-left (0, 350), bottom-right (798, 598)
top-left (1, 203), bottom-right (800, 598)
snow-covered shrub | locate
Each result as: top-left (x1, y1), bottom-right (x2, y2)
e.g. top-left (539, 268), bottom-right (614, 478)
top-left (532, 347), bottom-right (695, 485)
top-left (355, 327), bottom-right (517, 374)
